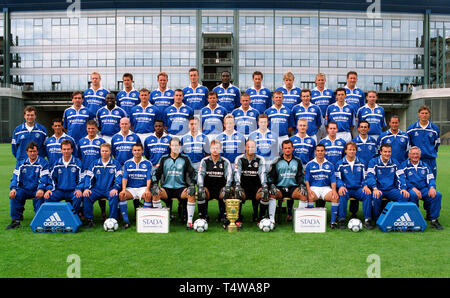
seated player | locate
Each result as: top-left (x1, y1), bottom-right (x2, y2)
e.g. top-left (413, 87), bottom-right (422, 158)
top-left (7, 142), bottom-right (50, 229)
top-left (267, 140), bottom-right (307, 223)
top-left (304, 144), bottom-right (340, 229)
top-left (82, 143), bottom-right (122, 228)
top-left (400, 146), bottom-right (443, 230)
top-left (335, 142), bottom-right (374, 230)
top-left (43, 140), bottom-right (83, 215)
top-left (197, 140), bottom-right (233, 225)
top-left (366, 144), bottom-right (410, 221)
top-left (234, 139), bottom-right (269, 225)
top-left (118, 143), bottom-right (153, 229)
top-left (151, 138), bottom-right (197, 229)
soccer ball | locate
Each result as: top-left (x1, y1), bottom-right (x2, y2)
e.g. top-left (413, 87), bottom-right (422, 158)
top-left (193, 218), bottom-right (208, 233)
top-left (103, 218), bottom-right (119, 232)
top-left (258, 218), bottom-right (274, 232)
top-left (347, 218), bottom-right (363, 232)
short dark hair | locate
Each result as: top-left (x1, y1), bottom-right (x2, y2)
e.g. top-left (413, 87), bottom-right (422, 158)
top-left (189, 68), bottom-right (199, 74)
top-left (174, 89), bottom-right (184, 95)
top-left (347, 71), bottom-right (358, 78)
top-left (132, 143), bottom-right (144, 150)
top-left (252, 71), bottom-right (263, 79)
top-left (208, 91), bottom-right (218, 98)
top-left (123, 73), bottom-right (134, 81)
top-left (61, 139), bottom-right (73, 149)
top-left (326, 121), bottom-right (338, 129)
top-left (380, 143), bottom-right (392, 151)
top-left (72, 91), bottom-right (83, 99)
top-left (301, 89), bottom-right (311, 96)
top-left (51, 118), bottom-right (63, 125)
top-left (24, 106), bottom-right (36, 114)
top-left (335, 87), bottom-right (346, 95)
top-left (358, 120), bottom-right (370, 128)
top-left (86, 120), bottom-right (98, 127)
top-left (281, 139), bottom-right (293, 148)
top-left (26, 141), bottom-right (38, 151)
top-left (315, 143), bottom-right (326, 151)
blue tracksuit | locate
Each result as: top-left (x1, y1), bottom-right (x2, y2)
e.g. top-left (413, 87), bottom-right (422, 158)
top-left (200, 104), bottom-right (227, 137)
top-left (96, 106), bottom-right (128, 138)
top-left (335, 157), bottom-right (372, 220)
top-left (78, 136), bottom-right (106, 175)
top-left (246, 86), bottom-right (272, 114)
top-left (9, 157), bottom-right (50, 220)
top-left (213, 83), bottom-right (241, 113)
top-left (352, 135), bottom-right (378, 167)
top-left (150, 88), bottom-right (175, 115)
top-left (180, 132), bottom-right (210, 167)
top-left (326, 103), bottom-right (355, 134)
top-left (11, 122), bottom-right (48, 162)
top-left (82, 157), bottom-right (122, 220)
top-left (377, 129), bottom-right (410, 164)
top-left (129, 103), bottom-right (160, 134)
top-left (248, 130), bottom-right (279, 164)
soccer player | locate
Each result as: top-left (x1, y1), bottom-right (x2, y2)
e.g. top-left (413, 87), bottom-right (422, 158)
top-left (304, 144), bottom-right (340, 229)
top-left (12, 106), bottom-right (48, 162)
top-left (311, 73), bottom-right (336, 124)
top-left (246, 71), bottom-right (272, 114)
top-left (292, 89), bottom-right (322, 143)
top-left (326, 87), bottom-right (354, 143)
top-left (116, 73), bottom-right (140, 116)
top-left (200, 91), bottom-right (227, 142)
top-left (406, 105), bottom-right (440, 178)
top-left (130, 88), bottom-right (160, 143)
top-left (216, 114), bottom-right (246, 165)
top-left (248, 114), bottom-right (278, 172)
top-left (78, 120), bottom-right (106, 174)
top-left (352, 120), bottom-right (378, 167)
top-left (111, 117), bottom-right (141, 165)
top-left (163, 89), bottom-right (194, 137)
top-left (231, 92), bottom-right (260, 138)
top-left (335, 142), bottom-right (374, 230)
top-left (319, 121), bottom-right (347, 166)
top-left (143, 120), bottom-right (172, 167)
top-left (183, 68), bottom-right (209, 113)
top-left (180, 117), bottom-right (210, 171)
top-left (7, 142), bottom-right (50, 229)
top-left (275, 71), bottom-right (301, 110)
top-left (43, 140), bottom-right (84, 215)
top-left (118, 143), bottom-right (153, 229)
top-left (366, 144), bottom-right (410, 221)
top-left (82, 143), bottom-right (122, 228)
top-left (264, 90), bottom-right (295, 144)
top-left (400, 146), bottom-right (443, 230)
top-left (234, 139), bottom-right (269, 224)
top-left (377, 115), bottom-right (410, 164)
top-left (96, 93), bottom-right (127, 144)
top-left (151, 138), bottom-right (197, 229)
top-left (356, 91), bottom-right (386, 140)
top-left (344, 71), bottom-right (365, 115)
top-left (212, 71), bottom-right (241, 113)
top-left (150, 72), bottom-right (175, 115)
top-left (44, 118), bottom-right (78, 167)
top-left (63, 91), bottom-right (94, 144)
top-left (290, 119), bottom-right (316, 166)
top-left (267, 140), bottom-right (307, 223)
top-left (83, 72), bottom-right (109, 117)
top-left (197, 140), bottom-right (233, 223)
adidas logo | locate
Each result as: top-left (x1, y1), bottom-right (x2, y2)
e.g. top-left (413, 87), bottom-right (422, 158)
top-left (393, 212), bottom-right (414, 227)
top-left (43, 212), bottom-right (65, 227)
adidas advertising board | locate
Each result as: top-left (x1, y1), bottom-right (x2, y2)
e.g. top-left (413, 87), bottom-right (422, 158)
top-left (294, 208), bottom-right (327, 233)
top-left (30, 203), bottom-right (82, 233)
top-left (377, 202), bottom-right (427, 232)
top-left (136, 208), bottom-right (170, 233)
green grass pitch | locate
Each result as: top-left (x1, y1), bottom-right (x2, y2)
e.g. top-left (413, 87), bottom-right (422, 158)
top-left (0, 143), bottom-right (448, 278)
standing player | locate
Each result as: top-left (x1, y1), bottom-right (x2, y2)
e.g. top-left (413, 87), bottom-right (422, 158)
top-left (216, 114), bottom-right (246, 165)
top-left (118, 143), bottom-right (153, 229)
top-left (326, 87), bottom-right (354, 143)
top-left (180, 117), bottom-right (210, 170)
top-left (406, 105), bottom-right (440, 178)
top-left (163, 89), bottom-right (194, 137)
top-left (246, 71), bottom-right (272, 114)
top-left (377, 115), bottom-right (410, 164)
top-left (319, 121), bottom-right (347, 166)
top-left (366, 144), bottom-right (410, 221)
top-left (143, 120), bottom-right (172, 167)
top-left (344, 71), bottom-right (365, 116)
top-left (335, 142), bottom-right (374, 229)
top-left (111, 117), bottom-right (141, 165)
top-left (116, 73), bottom-right (140, 116)
top-left (231, 92), bottom-right (260, 138)
top-left (212, 71), bottom-right (241, 114)
top-left (63, 91), bottom-right (94, 144)
top-left (200, 91), bottom-right (227, 142)
top-left (183, 68), bottom-right (209, 113)
top-left (275, 71), bottom-right (301, 110)
top-left (82, 143), bottom-right (122, 227)
top-left (96, 93), bottom-right (127, 144)
top-left (267, 140), bottom-right (307, 223)
top-left (352, 120), bottom-right (378, 167)
top-left (12, 106), bottom-right (48, 162)
top-left (7, 142), bottom-right (50, 229)
top-left (292, 89), bottom-right (322, 143)
top-left (248, 114), bottom-right (279, 172)
top-left (151, 138), bottom-right (197, 229)
top-left (44, 118), bottom-right (78, 167)
top-left (197, 140), bottom-right (234, 223)
top-left (311, 73), bottom-right (335, 127)
top-left (304, 144), bottom-right (340, 229)
top-left (290, 119), bottom-right (316, 166)
top-left (150, 72), bottom-right (175, 115)
top-left (356, 91), bottom-right (386, 141)
top-left (83, 72), bottom-right (109, 117)
top-left (130, 88), bottom-right (160, 144)
top-left (264, 91), bottom-right (295, 144)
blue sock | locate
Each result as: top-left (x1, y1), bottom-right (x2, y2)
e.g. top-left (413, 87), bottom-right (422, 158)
top-left (119, 201), bottom-right (129, 223)
top-left (331, 203), bottom-right (339, 223)
top-left (143, 201), bottom-right (152, 208)
top-left (308, 202), bottom-right (314, 208)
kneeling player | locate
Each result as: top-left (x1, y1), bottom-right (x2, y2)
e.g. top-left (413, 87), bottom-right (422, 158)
top-left (335, 142), bottom-right (374, 229)
top-left (197, 140), bottom-right (233, 225)
top-left (304, 144), bottom-right (340, 229)
top-left (267, 140), bottom-right (307, 223)
top-left (118, 143), bottom-right (153, 229)
top-left (151, 138), bottom-right (197, 229)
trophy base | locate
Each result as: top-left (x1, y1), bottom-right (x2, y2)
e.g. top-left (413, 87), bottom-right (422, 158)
top-left (227, 223), bottom-right (238, 233)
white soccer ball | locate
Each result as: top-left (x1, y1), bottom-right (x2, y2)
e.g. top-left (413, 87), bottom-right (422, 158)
top-left (193, 218), bottom-right (208, 233)
top-left (103, 218), bottom-right (119, 232)
top-left (348, 218), bottom-right (363, 232)
top-left (258, 218), bottom-right (274, 232)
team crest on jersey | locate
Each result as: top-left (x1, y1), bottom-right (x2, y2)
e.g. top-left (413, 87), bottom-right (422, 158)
top-left (390, 168), bottom-right (394, 173)
top-left (400, 138), bottom-right (405, 143)
top-left (35, 133), bottom-right (41, 138)
top-left (219, 163), bottom-right (223, 168)
top-left (71, 168), bottom-right (77, 173)
top-left (356, 167), bottom-right (362, 172)
top-left (344, 108), bottom-right (350, 112)
top-left (429, 132), bottom-right (433, 137)
top-left (293, 90), bottom-right (297, 94)
top-left (99, 92), bottom-right (104, 96)
top-left (253, 161), bottom-right (259, 168)
top-left (142, 164), bottom-right (147, 168)
top-left (20, 135), bottom-right (25, 139)
top-left (128, 136), bottom-right (134, 141)
top-left (262, 91), bottom-right (266, 94)
top-left (229, 89), bottom-right (234, 93)
top-left (131, 93), bottom-right (136, 97)
top-left (109, 168), bottom-right (114, 174)
top-left (421, 170), bottom-right (426, 175)
top-left (114, 110), bottom-right (119, 115)
top-left (324, 164), bottom-right (329, 169)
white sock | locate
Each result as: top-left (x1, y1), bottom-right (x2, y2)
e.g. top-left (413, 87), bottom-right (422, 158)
top-left (298, 200), bottom-right (307, 209)
top-left (268, 199), bottom-right (276, 222)
top-left (187, 202), bottom-right (196, 224)
top-left (153, 200), bottom-right (162, 208)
